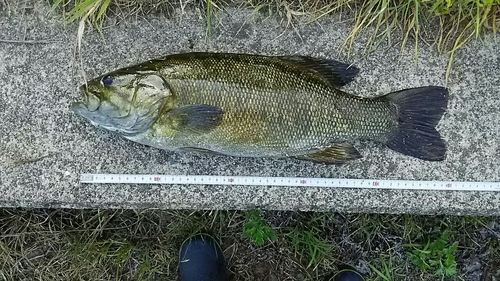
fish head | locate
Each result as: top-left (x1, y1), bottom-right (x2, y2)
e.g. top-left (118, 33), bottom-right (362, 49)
top-left (72, 70), bottom-right (172, 136)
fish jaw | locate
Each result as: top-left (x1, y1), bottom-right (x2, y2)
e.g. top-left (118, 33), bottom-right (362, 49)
top-left (73, 84), bottom-right (102, 112)
top-left (71, 83), bottom-right (105, 128)
top-left (72, 83), bottom-right (115, 132)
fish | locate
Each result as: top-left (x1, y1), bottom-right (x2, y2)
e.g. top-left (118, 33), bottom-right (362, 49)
top-left (72, 52), bottom-right (448, 163)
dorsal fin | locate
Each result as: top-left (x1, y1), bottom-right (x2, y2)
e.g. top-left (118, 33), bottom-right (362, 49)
top-left (280, 56), bottom-right (359, 88)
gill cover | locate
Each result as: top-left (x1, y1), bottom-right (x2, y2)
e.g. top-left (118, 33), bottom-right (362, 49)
top-left (73, 72), bottom-right (171, 136)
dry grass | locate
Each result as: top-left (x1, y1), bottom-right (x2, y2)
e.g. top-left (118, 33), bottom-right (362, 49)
top-left (0, 209), bottom-right (313, 280)
top-left (245, 0), bottom-right (500, 80)
top-left (1, 209), bottom-right (499, 280)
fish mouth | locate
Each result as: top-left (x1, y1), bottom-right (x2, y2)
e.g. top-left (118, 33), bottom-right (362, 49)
top-left (72, 84), bottom-right (101, 112)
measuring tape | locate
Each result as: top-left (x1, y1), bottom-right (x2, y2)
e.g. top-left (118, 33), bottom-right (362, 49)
top-left (80, 174), bottom-right (500, 192)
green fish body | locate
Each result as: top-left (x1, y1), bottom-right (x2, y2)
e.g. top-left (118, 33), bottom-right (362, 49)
top-left (73, 52), bottom-right (448, 163)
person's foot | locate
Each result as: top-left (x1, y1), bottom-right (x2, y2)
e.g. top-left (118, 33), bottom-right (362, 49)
top-left (329, 268), bottom-right (365, 281)
top-left (179, 234), bottom-right (229, 281)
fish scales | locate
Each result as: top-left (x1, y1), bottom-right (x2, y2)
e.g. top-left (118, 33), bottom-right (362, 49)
top-left (146, 53), bottom-right (395, 157)
top-left (73, 52), bottom-right (448, 163)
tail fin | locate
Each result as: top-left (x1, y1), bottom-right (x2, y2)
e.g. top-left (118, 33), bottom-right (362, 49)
top-left (384, 86), bottom-right (449, 161)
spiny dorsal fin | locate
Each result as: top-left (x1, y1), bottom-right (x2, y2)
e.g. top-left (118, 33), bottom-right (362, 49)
top-left (280, 56), bottom-right (360, 87)
top-left (294, 143), bottom-right (362, 164)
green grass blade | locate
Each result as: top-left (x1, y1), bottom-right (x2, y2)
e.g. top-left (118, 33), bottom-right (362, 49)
top-left (67, 0), bottom-right (99, 23)
top-left (96, 0), bottom-right (111, 23)
top-left (206, 0), bottom-right (212, 37)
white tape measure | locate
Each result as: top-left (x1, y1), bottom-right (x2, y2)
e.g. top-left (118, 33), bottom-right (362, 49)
top-left (80, 174), bottom-right (500, 192)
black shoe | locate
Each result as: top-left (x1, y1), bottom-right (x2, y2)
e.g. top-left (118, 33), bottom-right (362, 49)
top-left (329, 268), bottom-right (365, 281)
top-left (179, 234), bottom-right (229, 281)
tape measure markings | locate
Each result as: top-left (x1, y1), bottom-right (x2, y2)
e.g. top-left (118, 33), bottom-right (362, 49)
top-left (79, 174), bottom-right (500, 192)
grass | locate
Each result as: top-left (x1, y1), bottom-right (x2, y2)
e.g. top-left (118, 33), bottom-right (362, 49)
top-left (1, 209), bottom-right (499, 280)
top-left (403, 230), bottom-right (459, 278)
top-left (243, 210), bottom-right (277, 245)
top-left (46, 0), bottom-right (500, 81)
top-left (286, 213), bottom-right (334, 269)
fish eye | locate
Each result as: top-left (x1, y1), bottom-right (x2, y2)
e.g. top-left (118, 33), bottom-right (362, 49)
top-left (101, 76), bottom-right (113, 86)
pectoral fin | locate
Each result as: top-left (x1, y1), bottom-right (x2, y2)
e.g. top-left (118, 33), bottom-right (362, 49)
top-left (167, 104), bottom-right (223, 133)
top-left (294, 143), bottom-right (362, 164)
top-left (179, 147), bottom-right (222, 155)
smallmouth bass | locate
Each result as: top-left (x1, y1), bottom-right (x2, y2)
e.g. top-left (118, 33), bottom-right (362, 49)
top-left (72, 52), bottom-right (448, 163)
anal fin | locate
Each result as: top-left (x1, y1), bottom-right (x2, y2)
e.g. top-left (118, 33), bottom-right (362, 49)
top-left (294, 143), bottom-right (362, 164)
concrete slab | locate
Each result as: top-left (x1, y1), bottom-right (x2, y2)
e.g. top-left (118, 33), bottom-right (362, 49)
top-left (1, 2), bottom-right (499, 214)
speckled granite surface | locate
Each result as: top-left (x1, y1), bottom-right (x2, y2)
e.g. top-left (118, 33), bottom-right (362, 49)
top-left (1, 3), bottom-right (499, 214)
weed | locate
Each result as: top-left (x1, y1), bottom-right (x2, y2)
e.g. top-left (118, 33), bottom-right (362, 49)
top-left (403, 230), bottom-right (459, 278)
top-left (287, 225), bottom-right (332, 268)
top-left (77, 238), bottom-right (134, 265)
top-left (242, 210), bottom-right (277, 245)
top-left (1, 209), bottom-right (499, 280)
top-left (367, 252), bottom-right (416, 281)
top-left (50, 0), bottom-right (111, 27)
top-left (368, 257), bottom-right (392, 281)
